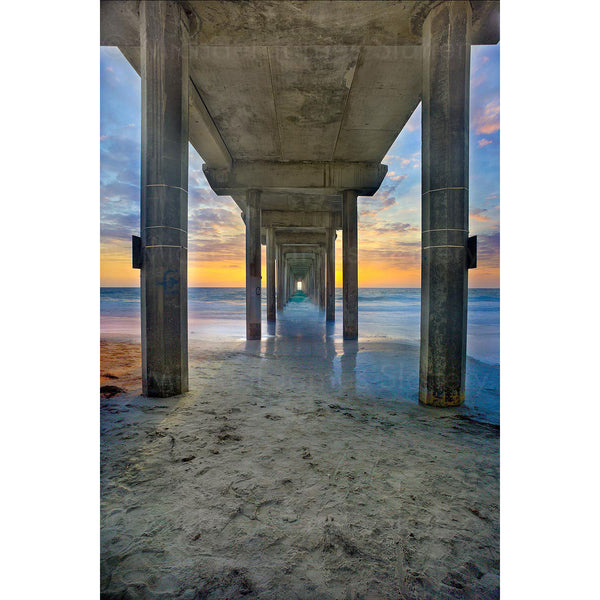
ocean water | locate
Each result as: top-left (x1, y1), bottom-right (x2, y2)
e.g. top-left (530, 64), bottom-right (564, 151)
top-left (101, 287), bottom-right (499, 364)
top-left (101, 287), bottom-right (500, 423)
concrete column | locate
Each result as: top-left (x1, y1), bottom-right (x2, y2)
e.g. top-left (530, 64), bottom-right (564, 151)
top-left (140, 0), bottom-right (189, 397)
top-left (326, 228), bottom-right (336, 321)
top-left (266, 228), bottom-right (276, 321)
top-left (246, 189), bottom-right (261, 340)
top-left (317, 251), bottom-right (322, 308)
top-left (319, 248), bottom-right (326, 310)
top-left (315, 253), bottom-right (320, 307)
top-left (283, 258), bottom-right (288, 305)
top-left (276, 244), bottom-right (283, 310)
top-left (419, 1), bottom-right (471, 407)
top-left (342, 190), bottom-right (358, 340)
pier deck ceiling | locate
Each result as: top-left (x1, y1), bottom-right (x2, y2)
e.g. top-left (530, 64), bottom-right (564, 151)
top-left (101, 0), bottom-right (499, 205)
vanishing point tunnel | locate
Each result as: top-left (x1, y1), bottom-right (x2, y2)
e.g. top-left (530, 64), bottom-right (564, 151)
top-left (100, 0), bottom-right (499, 406)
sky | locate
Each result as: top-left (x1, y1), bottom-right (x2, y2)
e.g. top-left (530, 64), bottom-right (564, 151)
top-left (100, 44), bottom-right (499, 288)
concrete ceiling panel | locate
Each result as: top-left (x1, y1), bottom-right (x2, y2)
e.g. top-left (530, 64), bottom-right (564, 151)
top-left (189, 46), bottom-right (281, 160)
top-left (268, 46), bottom-right (360, 160)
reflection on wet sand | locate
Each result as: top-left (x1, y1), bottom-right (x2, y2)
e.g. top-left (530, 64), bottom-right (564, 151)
top-left (245, 295), bottom-right (499, 425)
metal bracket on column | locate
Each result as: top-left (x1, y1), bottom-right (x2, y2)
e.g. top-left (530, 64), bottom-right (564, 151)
top-left (132, 235), bottom-right (142, 269)
top-left (467, 235), bottom-right (477, 269)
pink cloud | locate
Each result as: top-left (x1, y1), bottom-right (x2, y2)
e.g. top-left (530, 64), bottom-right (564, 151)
top-left (478, 138), bottom-right (493, 148)
top-left (474, 100), bottom-right (500, 135)
top-left (470, 208), bottom-right (492, 223)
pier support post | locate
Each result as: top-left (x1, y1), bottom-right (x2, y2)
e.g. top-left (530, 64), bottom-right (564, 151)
top-left (419, 0), bottom-right (471, 406)
top-left (246, 189), bottom-right (261, 340)
top-left (319, 248), bottom-right (326, 310)
top-left (276, 244), bottom-right (283, 310)
top-left (283, 258), bottom-right (288, 305)
top-left (326, 228), bottom-right (336, 321)
top-left (315, 252), bottom-right (321, 308)
top-left (266, 228), bottom-right (276, 322)
top-left (140, 0), bottom-right (189, 397)
top-left (343, 190), bottom-right (359, 340)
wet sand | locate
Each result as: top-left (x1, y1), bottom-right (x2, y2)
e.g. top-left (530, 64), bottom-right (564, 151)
top-left (101, 303), bottom-right (499, 599)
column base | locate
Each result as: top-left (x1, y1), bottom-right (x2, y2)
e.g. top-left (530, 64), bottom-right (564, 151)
top-left (144, 380), bottom-right (189, 398)
top-left (247, 323), bottom-right (261, 340)
top-left (419, 389), bottom-right (465, 407)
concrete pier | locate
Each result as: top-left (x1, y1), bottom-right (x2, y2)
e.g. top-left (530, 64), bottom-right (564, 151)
top-left (102, 0), bottom-right (498, 400)
top-left (342, 190), bottom-right (359, 340)
top-left (139, 0), bottom-right (189, 397)
top-left (419, 1), bottom-right (472, 407)
top-left (317, 249), bottom-right (325, 310)
top-left (266, 228), bottom-right (276, 322)
top-left (326, 228), bottom-right (335, 321)
top-left (276, 244), bottom-right (283, 311)
top-left (245, 189), bottom-right (262, 340)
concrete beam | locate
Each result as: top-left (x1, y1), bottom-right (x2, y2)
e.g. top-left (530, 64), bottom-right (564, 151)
top-left (275, 231), bottom-right (327, 245)
top-left (261, 211), bottom-right (341, 230)
top-left (282, 245), bottom-right (324, 257)
top-left (239, 192), bottom-right (341, 213)
top-left (100, 0), bottom-right (139, 46)
top-left (102, 1), bottom-right (499, 47)
top-left (203, 161), bottom-right (387, 196)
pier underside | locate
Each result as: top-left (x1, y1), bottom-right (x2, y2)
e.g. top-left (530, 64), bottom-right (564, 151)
top-left (100, 0), bottom-right (499, 402)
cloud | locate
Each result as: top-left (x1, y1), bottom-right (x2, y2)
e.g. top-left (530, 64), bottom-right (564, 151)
top-left (473, 100), bottom-right (500, 135)
top-left (476, 231), bottom-right (500, 267)
top-left (470, 208), bottom-right (492, 223)
top-left (384, 155), bottom-right (419, 170)
top-left (373, 222), bottom-right (418, 234)
top-left (359, 189), bottom-right (396, 218)
top-left (478, 138), bottom-right (493, 148)
top-left (187, 187), bottom-right (246, 263)
top-left (101, 181), bottom-right (139, 205)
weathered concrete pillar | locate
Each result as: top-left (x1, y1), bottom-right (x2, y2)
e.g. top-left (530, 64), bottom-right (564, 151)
top-left (266, 228), bottom-right (276, 322)
top-left (246, 189), bottom-right (261, 340)
top-left (342, 190), bottom-right (359, 340)
top-left (283, 258), bottom-right (288, 305)
top-left (319, 248), bottom-right (326, 310)
top-left (326, 228), bottom-right (336, 321)
top-left (140, 0), bottom-right (189, 397)
top-left (315, 252), bottom-right (321, 307)
top-left (276, 244), bottom-right (283, 310)
top-left (419, 1), bottom-right (471, 407)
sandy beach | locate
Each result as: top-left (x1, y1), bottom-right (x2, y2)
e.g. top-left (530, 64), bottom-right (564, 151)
top-left (100, 302), bottom-right (499, 600)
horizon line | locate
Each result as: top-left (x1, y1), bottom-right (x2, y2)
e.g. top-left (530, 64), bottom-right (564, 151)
top-left (100, 285), bottom-right (500, 290)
